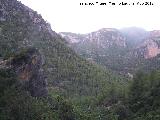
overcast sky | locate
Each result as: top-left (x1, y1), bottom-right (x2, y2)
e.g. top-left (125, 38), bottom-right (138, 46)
top-left (19, 0), bottom-right (160, 33)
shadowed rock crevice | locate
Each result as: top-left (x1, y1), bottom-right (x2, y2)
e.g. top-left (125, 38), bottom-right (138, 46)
top-left (9, 48), bottom-right (48, 97)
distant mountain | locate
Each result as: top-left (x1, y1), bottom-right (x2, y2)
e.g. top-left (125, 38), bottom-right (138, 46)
top-left (60, 28), bottom-right (160, 74)
top-left (60, 28), bottom-right (126, 59)
top-left (61, 28), bottom-right (126, 47)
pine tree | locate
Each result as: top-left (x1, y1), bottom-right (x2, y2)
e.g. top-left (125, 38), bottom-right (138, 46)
top-left (128, 71), bottom-right (146, 113)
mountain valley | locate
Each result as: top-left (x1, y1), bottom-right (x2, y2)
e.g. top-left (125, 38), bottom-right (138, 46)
top-left (60, 27), bottom-right (160, 75)
top-left (1, 0), bottom-right (160, 119)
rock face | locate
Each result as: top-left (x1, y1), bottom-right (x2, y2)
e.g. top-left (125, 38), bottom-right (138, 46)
top-left (134, 30), bottom-right (160, 59)
top-left (2, 48), bottom-right (48, 97)
top-left (60, 28), bottom-right (126, 48)
top-left (141, 39), bottom-right (160, 59)
top-left (60, 32), bottom-right (83, 44)
top-left (86, 28), bottom-right (126, 48)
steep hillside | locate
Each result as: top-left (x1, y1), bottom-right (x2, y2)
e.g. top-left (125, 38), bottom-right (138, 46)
top-left (0, 0), bottom-right (126, 99)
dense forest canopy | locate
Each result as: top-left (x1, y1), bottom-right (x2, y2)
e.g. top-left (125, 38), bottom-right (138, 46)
top-left (0, 0), bottom-right (160, 120)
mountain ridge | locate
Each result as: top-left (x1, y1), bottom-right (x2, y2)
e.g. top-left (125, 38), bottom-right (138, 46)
top-left (60, 27), bottom-right (160, 74)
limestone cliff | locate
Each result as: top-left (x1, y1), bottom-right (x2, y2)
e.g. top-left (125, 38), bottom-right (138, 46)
top-left (60, 28), bottom-right (126, 48)
top-left (143, 40), bottom-right (160, 59)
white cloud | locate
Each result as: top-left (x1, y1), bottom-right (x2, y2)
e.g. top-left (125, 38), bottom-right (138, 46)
top-left (19, 0), bottom-right (160, 33)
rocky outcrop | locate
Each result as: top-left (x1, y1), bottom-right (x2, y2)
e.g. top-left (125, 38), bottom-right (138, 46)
top-left (0, 48), bottom-right (48, 97)
top-left (143, 40), bottom-right (160, 59)
top-left (60, 28), bottom-right (127, 48)
top-left (60, 32), bottom-right (82, 44)
top-left (131, 39), bottom-right (160, 59)
top-left (87, 28), bottom-right (126, 48)
top-left (134, 30), bottom-right (160, 59)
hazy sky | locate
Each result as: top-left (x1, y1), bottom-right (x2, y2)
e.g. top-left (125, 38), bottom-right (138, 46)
top-left (19, 0), bottom-right (160, 33)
